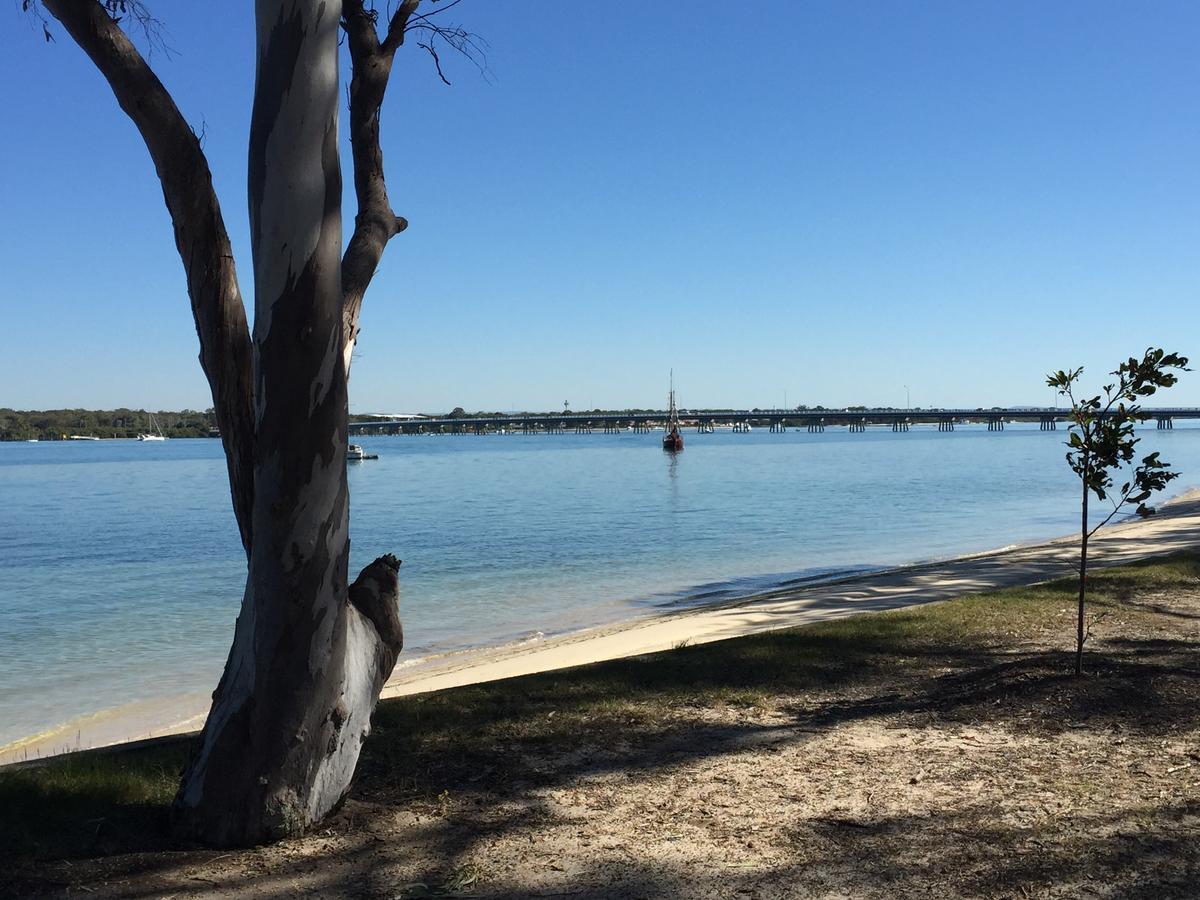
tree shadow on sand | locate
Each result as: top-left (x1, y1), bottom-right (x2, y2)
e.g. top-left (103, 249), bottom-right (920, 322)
top-left (4, 553), bottom-right (1200, 897)
top-left (27, 796), bottom-right (1198, 899)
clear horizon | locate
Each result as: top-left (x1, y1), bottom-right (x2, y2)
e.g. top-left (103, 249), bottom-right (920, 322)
top-left (2, 2), bottom-right (1197, 410)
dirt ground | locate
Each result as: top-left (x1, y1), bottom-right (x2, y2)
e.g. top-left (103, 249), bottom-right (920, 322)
top-left (10, 583), bottom-right (1200, 899)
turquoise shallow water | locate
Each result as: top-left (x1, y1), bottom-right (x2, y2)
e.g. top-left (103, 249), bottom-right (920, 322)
top-left (2, 423), bottom-right (1199, 746)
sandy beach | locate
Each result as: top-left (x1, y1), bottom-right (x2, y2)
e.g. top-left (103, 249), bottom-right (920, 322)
top-left (5, 489), bottom-right (1200, 768)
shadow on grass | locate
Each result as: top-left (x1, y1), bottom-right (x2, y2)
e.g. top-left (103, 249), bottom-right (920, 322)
top-left (0, 744), bottom-right (189, 871)
top-left (357, 622), bottom-right (1200, 806)
top-left (2, 550), bottom-right (1198, 895)
top-left (357, 551), bottom-right (1200, 796)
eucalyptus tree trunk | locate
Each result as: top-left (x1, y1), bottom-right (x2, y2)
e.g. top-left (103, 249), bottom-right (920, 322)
top-left (38, 0), bottom-right (421, 848)
top-left (173, 0), bottom-right (403, 846)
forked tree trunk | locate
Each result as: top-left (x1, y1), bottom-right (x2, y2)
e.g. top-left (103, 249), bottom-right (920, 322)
top-left (173, 0), bottom-right (403, 846)
top-left (39, 0), bottom-right (416, 848)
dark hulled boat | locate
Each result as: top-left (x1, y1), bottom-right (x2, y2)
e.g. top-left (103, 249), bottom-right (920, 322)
top-left (663, 372), bottom-right (684, 452)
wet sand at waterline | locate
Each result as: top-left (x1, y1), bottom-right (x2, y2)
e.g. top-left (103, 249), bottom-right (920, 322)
top-left (4, 490), bottom-right (1199, 768)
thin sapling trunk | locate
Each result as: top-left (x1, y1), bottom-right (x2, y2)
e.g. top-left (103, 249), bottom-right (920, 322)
top-left (1076, 453), bottom-right (1089, 676)
top-left (1047, 349), bottom-right (1189, 677)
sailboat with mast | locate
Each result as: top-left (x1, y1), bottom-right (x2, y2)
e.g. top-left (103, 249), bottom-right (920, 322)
top-left (137, 414), bottom-right (167, 442)
top-left (663, 371), bottom-right (684, 452)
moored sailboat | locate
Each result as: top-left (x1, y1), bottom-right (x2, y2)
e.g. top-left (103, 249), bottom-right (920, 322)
top-left (663, 371), bottom-right (684, 452)
top-left (137, 414), bottom-right (166, 441)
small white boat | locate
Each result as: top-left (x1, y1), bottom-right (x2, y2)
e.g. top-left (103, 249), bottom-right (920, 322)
top-left (138, 415), bottom-right (167, 442)
top-left (69, 435), bottom-right (100, 441)
top-left (347, 443), bottom-right (378, 461)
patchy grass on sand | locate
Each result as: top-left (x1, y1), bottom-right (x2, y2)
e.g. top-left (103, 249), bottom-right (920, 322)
top-left (4, 552), bottom-right (1200, 898)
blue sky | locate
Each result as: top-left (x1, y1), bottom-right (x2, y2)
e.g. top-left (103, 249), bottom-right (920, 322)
top-left (1, 1), bottom-right (1197, 413)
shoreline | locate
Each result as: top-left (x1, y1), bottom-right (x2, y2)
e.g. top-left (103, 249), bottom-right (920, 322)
top-left (5, 488), bottom-right (1200, 767)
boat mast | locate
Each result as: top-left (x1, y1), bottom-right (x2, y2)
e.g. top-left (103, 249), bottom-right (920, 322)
top-left (668, 369), bottom-right (679, 432)
top-left (662, 369), bottom-right (684, 450)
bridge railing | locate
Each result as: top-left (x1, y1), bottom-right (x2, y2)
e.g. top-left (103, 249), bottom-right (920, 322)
top-left (349, 407), bottom-right (1200, 433)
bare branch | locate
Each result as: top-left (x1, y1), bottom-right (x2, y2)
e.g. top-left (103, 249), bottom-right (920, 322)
top-left (339, 0), bottom-right (409, 375)
top-left (405, 19), bottom-right (491, 82)
top-left (1083, 610), bottom-right (1109, 648)
top-left (1087, 484), bottom-right (1139, 539)
top-left (28, 0), bottom-right (176, 56)
top-left (417, 39), bottom-right (450, 84)
top-left (404, 0), bottom-right (467, 26)
top-left (100, 0), bottom-right (171, 54)
top-left (338, 0), bottom-right (487, 374)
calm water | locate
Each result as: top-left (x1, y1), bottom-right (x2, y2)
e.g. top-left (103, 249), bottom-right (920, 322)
top-left (2, 423), bottom-right (1199, 746)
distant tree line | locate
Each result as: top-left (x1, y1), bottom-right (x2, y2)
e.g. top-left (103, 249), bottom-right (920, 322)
top-left (0, 408), bottom-right (217, 441)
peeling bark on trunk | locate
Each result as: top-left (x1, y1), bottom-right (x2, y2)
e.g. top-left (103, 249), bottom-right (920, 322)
top-left (173, 0), bottom-right (403, 846)
top-left (41, 0), bottom-right (413, 848)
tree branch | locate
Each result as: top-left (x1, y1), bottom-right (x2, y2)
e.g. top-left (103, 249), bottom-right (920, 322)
top-left (339, 0), bottom-right (486, 375)
top-left (417, 40), bottom-right (451, 84)
top-left (1087, 483), bottom-right (1139, 538)
top-left (40, 0), bottom-right (255, 554)
top-left (339, 0), bottom-right (414, 376)
top-left (404, 19), bottom-right (490, 82)
top-left (381, 0), bottom-right (419, 55)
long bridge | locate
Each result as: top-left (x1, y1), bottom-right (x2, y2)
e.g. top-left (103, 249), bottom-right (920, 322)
top-left (350, 408), bottom-right (1200, 436)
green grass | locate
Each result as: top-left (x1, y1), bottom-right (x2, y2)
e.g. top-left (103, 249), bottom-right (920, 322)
top-left (0, 744), bottom-right (188, 862)
top-left (4, 549), bottom-right (1198, 864)
top-left (366, 550), bottom-right (1200, 740)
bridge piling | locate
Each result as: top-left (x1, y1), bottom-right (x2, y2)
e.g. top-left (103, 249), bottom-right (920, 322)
top-left (348, 407), bottom-right (1197, 440)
